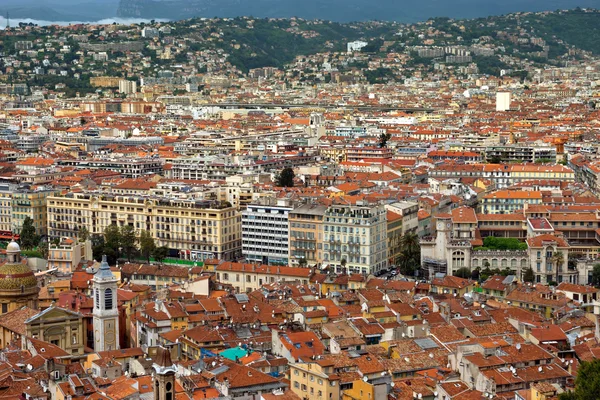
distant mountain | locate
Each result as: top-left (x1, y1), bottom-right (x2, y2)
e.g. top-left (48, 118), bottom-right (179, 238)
top-left (116, 0), bottom-right (600, 22)
top-left (1, 0), bottom-right (120, 22)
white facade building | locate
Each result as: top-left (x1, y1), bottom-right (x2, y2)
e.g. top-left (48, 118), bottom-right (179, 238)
top-left (242, 198), bottom-right (293, 265)
top-left (496, 91), bottom-right (511, 111)
top-left (347, 41), bottom-right (368, 53)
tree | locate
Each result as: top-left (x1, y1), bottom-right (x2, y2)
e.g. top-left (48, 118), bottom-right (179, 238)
top-left (139, 230), bottom-right (156, 263)
top-left (38, 241), bottom-right (49, 259)
top-left (297, 258), bottom-right (308, 268)
top-left (397, 233), bottom-right (420, 277)
top-left (275, 167), bottom-right (295, 187)
top-left (340, 258), bottom-right (347, 274)
top-left (19, 217), bottom-right (40, 250)
top-left (103, 224), bottom-right (121, 265)
top-left (78, 226), bottom-right (89, 242)
top-left (455, 267), bottom-right (471, 279)
top-left (471, 267), bottom-right (481, 281)
top-left (120, 225), bottom-right (137, 262)
top-left (523, 267), bottom-right (535, 283)
top-left (591, 264), bottom-right (600, 287)
top-left (559, 359), bottom-right (600, 400)
top-left (152, 246), bottom-right (169, 263)
top-left (378, 132), bottom-right (392, 148)
top-left (91, 234), bottom-right (105, 262)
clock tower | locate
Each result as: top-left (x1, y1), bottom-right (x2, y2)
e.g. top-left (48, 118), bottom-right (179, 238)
top-left (92, 255), bottom-right (119, 352)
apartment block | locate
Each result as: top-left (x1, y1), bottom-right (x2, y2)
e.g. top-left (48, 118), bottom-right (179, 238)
top-left (288, 204), bottom-right (327, 266)
top-left (242, 198), bottom-right (294, 265)
top-left (322, 203), bottom-right (388, 275)
top-left (12, 188), bottom-right (58, 236)
top-left (47, 193), bottom-right (241, 261)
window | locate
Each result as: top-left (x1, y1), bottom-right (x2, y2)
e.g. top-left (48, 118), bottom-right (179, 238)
top-left (95, 289), bottom-right (100, 309)
top-left (105, 288), bottom-right (113, 310)
top-left (294, 382), bottom-right (299, 388)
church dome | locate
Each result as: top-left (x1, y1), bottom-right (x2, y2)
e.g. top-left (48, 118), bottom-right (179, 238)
top-left (0, 240), bottom-right (37, 291)
top-left (6, 240), bottom-right (20, 253)
top-left (0, 263), bottom-right (37, 290)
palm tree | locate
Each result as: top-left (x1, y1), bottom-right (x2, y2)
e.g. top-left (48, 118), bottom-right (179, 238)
top-left (340, 258), bottom-right (347, 275)
top-left (552, 251), bottom-right (564, 285)
top-left (397, 232), bottom-right (420, 276)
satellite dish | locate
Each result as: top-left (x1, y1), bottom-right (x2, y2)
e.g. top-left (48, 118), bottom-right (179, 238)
top-left (481, 304), bottom-right (485, 309)
top-left (404, 357), bottom-right (410, 362)
top-left (402, 333), bottom-right (406, 338)
top-left (212, 361), bottom-right (216, 367)
top-left (238, 342), bottom-right (242, 347)
top-left (538, 366), bottom-right (543, 372)
top-left (516, 343), bottom-right (521, 351)
top-left (26, 364), bottom-right (33, 371)
top-left (418, 394), bottom-right (422, 399)
top-left (363, 376), bottom-right (368, 382)
top-left (429, 353), bottom-right (434, 359)
top-left (390, 382), bottom-right (395, 387)
top-left (453, 293), bottom-right (457, 297)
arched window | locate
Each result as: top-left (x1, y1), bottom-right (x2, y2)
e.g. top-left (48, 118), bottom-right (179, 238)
top-left (105, 288), bottom-right (113, 310)
top-left (452, 251), bottom-right (465, 268)
top-left (95, 289), bottom-right (99, 309)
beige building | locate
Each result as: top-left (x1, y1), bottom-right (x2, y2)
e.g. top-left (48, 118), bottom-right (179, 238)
top-left (47, 193), bottom-right (242, 261)
top-left (215, 262), bottom-right (313, 293)
top-left (25, 306), bottom-right (86, 357)
top-left (289, 361), bottom-right (341, 400)
top-left (12, 189), bottom-right (58, 236)
top-left (48, 238), bottom-right (93, 274)
top-left (289, 204), bottom-right (327, 266)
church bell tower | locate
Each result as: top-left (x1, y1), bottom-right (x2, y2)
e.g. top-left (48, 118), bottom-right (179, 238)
top-left (92, 255), bottom-right (119, 351)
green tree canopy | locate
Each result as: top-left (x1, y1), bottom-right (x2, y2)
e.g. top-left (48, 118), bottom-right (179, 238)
top-left (139, 230), bottom-right (156, 263)
top-left (378, 132), bottom-right (392, 148)
top-left (120, 225), bottom-right (137, 262)
top-left (19, 217), bottom-right (40, 250)
top-left (275, 167), bottom-right (295, 187)
top-left (454, 267), bottom-right (471, 279)
top-left (560, 359), bottom-right (600, 400)
top-left (152, 246), bottom-right (169, 263)
top-left (591, 264), bottom-right (600, 287)
top-left (103, 224), bottom-right (121, 264)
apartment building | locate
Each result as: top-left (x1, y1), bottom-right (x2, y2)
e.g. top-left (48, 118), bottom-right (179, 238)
top-left (0, 183), bottom-right (15, 232)
top-left (322, 202), bottom-right (388, 275)
top-left (48, 238), bottom-right (93, 274)
top-left (429, 164), bottom-right (574, 189)
top-left (57, 158), bottom-right (163, 178)
top-left (289, 361), bottom-right (341, 400)
top-left (481, 190), bottom-right (543, 214)
top-left (288, 204), bottom-right (327, 266)
top-left (485, 145), bottom-right (557, 163)
top-left (12, 188), bottom-right (58, 236)
top-left (215, 262), bottom-right (312, 293)
top-left (242, 198), bottom-right (294, 265)
top-left (47, 193), bottom-right (241, 261)
top-left (346, 146), bottom-right (393, 162)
